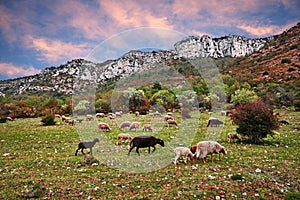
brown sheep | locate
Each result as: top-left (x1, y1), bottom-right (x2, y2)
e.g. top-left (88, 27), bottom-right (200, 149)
top-left (227, 133), bottom-right (240, 143)
top-left (85, 115), bottom-right (94, 121)
top-left (142, 124), bottom-right (153, 132)
top-left (128, 136), bottom-right (164, 156)
top-left (167, 119), bottom-right (178, 128)
top-left (98, 122), bottom-right (111, 132)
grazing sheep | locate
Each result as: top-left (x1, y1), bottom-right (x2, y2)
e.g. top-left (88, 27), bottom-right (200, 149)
top-left (190, 145), bottom-right (197, 154)
top-left (135, 111), bottom-right (140, 116)
top-left (108, 113), bottom-right (116, 120)
top-left (75, 138), bottom-right (99, 156)
top-left (117, 133), bottom-right (132, 144)
top-left (149, 111), bottom-right (162, 118)
top-left (167, 119), bottom-right (178, 128)
top-left (96, 113), bottom-right (105, 118)
top-left (61, 115), bottom-right (71, 122)
top-left (207, 117), bottom-right (223, 127)
top-left (65, 118), bottom-right (75, 126)
top-left (75, 119), bottom-right (83, 123)
top-left (142, 124), bottom-right (153, 132)
top-left (115, 111), bottom-right (122, 117)
top-left (173, 147), bottom-right (195, 165)
top-left (55, 114), bottom-right (61, 118)
top-left (85, 115), bottom-right (94, 121)
top-left (164, 115), bottom-right (174, 121)
top-left (119, 121), bottom-right (131, 130)
top-left (129, 122), bottom-right (140, 132)
top-left (227, 133), bottom-right (240, 143)
top-left (98, 122), bottom-right (111, 132)
top-left (279, 120), bottom-right (290, 125)
top-left (7, 116), bottom-right (14, 121)
top-left (128, 136), bottom-right (164, 156)
top-left (195, 141), bottom-right (227, 163)
top-left (220, 110), bottom-right (226, 116)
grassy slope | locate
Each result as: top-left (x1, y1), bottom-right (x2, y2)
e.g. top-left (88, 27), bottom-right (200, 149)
top-left (0, 110), bottom-right (299, 199)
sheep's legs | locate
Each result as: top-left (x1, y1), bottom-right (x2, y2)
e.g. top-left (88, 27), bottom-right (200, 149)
top-left (210, 154), bottom-right (214, 162)
top-left (128, 146), bottom-right (135, 156)
top-left (136, 148), bottom-right (140, 156)
top-left (89, 147), bottom-right (93, 155)
top-left (152, 146), bottom-right (156, 153)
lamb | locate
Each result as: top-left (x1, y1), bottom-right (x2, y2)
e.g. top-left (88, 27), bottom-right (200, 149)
top-left (117, 133), bottom-right (132, 144)
top-left (142, 124), bottom-right (153, 132)
top-left (119, 121), bottom-right (131, 130)
top-left (128, 136), bottom-right (164, 156)
top-left (173, 147), bottom-right (195, 165)
top-left (129, 121), bottom-right (140, 131)
top-left (227, 133), bottom-right (240, 143)
top-left (98, 122), bottom-right (111, 132)
top-left (195, 141), bottom-right (227, 163)
top-left (167, 119), bottom-right (178, 128)
top-left (75, 138), bottom-right (99, 156)
top-left (207, 117), bottom-right (223, 127)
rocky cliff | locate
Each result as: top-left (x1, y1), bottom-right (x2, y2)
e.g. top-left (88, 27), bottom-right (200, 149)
top-left (0, 33), bottom-right (270, 96)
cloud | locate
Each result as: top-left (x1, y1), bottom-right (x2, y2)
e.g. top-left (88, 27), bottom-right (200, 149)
top-left (24, 35), bottom-right (91, 63)
top-left (237, 22), bottom-right (297, 37)
top-left (0, 62), bottom-right (40, 78)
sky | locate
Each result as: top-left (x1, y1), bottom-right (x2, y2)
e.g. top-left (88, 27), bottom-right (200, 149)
top-left (0, 0), bottom-right (299, 80)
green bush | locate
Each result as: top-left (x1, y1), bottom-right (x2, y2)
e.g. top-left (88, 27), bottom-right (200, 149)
top-left (41, 115), bottom-right (56, 126)
top-left (281, 58), bottom-right (292, 64)
top-left (231, 101), bottom-right (280, 143)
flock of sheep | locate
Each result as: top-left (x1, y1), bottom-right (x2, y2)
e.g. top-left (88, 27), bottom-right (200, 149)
top-left (66, 109), bottom-right (241, 166)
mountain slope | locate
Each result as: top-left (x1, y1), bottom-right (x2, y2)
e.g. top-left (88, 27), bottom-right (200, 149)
top-left (226, 22), bottom-right (300, 84)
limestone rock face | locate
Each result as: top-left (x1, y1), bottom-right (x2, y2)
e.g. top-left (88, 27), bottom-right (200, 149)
top-left (0, 35), bottom-right (268, 96)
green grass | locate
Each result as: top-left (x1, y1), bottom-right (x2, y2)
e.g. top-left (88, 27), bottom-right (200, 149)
top-left (0, 110), bottom-right (299, 199)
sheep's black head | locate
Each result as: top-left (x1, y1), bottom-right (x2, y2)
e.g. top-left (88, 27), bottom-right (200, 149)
top-left (94, 138), bottom-right (100, 142)
top-left (158, 139), bottom-right (164, 147)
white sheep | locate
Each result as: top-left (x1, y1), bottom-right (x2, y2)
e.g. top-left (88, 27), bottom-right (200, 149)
top-left (195, 141), bottom-right (227, 163)
top-left (119, 121), bottom-right (131, 130)
top-left (142, 124), bottom-right (153, 132)
top-left (129, 121), bottom-right (140, 131)
top-left (173, 147), bottom-right (195, 165)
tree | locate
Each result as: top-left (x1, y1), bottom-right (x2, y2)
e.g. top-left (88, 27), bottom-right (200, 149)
top-left (151, 89), bottom-right (177, 111)
top-left (231, 88), bottom-right (258, 105)
top-left (231, 101), bottom-right (280, 143)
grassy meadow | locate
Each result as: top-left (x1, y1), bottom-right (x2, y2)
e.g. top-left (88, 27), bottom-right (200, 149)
top-left (0, 110), bottom-right (299, 199)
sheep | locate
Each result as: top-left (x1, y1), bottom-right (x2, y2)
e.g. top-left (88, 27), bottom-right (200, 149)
top-left (279, 120), bottom-right (290, 125)
top-left (164, 115), bottom-right (174, 121)
top-left (129, 121), bottom-right (140, 132)
top-left (135, 111), bottom-right (140, 116)
top-left (7, 116), bottom-right (14, 121)
top-left (75, 138), bottom-right (99, 156)
top-left (98, 122), bottom-right (111, 132)
top-left (149, 111), bottom-right (162, 118)
top-left (96, 113), bottom-right (105, 118)
top-left (167, 119), bottom-right (178, 128)
top-left (85, 115), bottom-right (94, 121)
top-left (207, 117), bottom-right (223, 127)
top-left (128, 136), bottom-right (164, 156)
top-left (142, 124), bottom-right (153, 132)
top-left (61, 115), bottom-right (71, 122)
top-left (173, 147), bottom-right (195, 165)
top-left (55, 114), bottom-right (61, 118)
top-left (220, 110), bottom-right (226, 116)
top-left (65, 118), bottom-right (75, 126)
top-left (119, 121), bottom-right (131, 130)
top-left (117, 133), bottom-right (132, 144)
top-left (195, 141), bottom-right (227, 163)
top-left (190, 145), bottom-right (197, 154)
top-left (227, 133), bottom-right (240, 143)
top-left (108, 113), bottom-right (116, 120)
top-left (115, 111), bottom-right (122, 117)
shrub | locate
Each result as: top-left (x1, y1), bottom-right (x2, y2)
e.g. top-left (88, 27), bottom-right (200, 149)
top-left (41, 115), bottom-right (56, 126)
top-left (281, 58), bottom-right (292, 64)
top-left (230, 88), bottom-right (258, 105)
top-left (231, 101), bottom-right (280, 143)
top-left (294, 100), bottom-right (300, 111)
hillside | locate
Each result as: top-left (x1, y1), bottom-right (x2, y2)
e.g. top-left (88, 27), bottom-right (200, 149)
top-left (226, 22), bottom-right (300, 85)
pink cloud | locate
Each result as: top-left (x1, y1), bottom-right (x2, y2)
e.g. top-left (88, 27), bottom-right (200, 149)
top-left (237, 22), bottom-right (297, 36)
top-left (24, 35), bottom-right (91, 63)
top-left (0, 63), bottom-right (40, 78)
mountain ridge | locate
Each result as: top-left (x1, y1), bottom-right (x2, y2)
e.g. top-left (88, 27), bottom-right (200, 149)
top-left (0, 23), bottom-right (299, 96)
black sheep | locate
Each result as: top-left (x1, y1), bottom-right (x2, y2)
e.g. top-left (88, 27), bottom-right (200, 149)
top-left (128, 136), bottom-right (164, 156)
top-left (207, 117), bottom-right (223, 127)
top-left (75, 138), bottom-right (99, 156)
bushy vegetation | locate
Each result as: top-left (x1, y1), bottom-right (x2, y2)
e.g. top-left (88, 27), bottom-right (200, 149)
top-left (231, 101), bottom-right (280, 143)
top-left (41, 115), bottom-right (56, 126)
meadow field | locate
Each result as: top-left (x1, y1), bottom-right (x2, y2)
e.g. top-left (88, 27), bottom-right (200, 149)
top-left (0, 110), bottom-right (299, 199)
